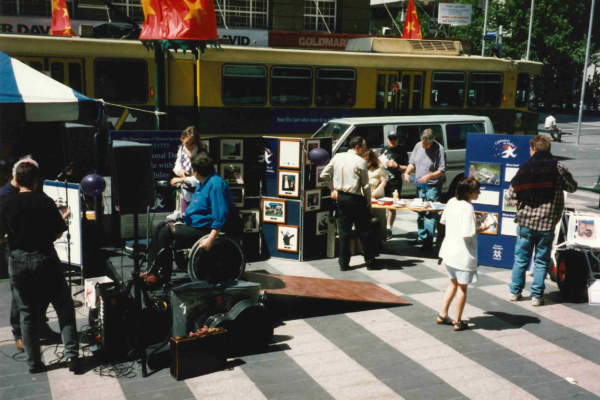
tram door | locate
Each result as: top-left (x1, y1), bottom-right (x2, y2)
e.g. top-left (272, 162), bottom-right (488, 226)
top-left (376, 71), bottom-right (425, 116)
top-left (376, 71), bottom-right (399, 116)
top-left (398, 71), bottom-right (425, 115)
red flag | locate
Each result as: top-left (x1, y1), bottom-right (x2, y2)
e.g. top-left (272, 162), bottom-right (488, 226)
top-left (139, 0), bottom-right (218, 41)
top-left (402, 0), bottom-right (422, 40)
top-left (51, 0), bottom-right (75, 36)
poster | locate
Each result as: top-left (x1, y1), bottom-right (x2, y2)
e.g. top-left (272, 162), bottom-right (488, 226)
top-left (465, 134), bottom-right (534, 268)
top-left (279, 139), bottom-right (301, 169)
top-left (43, 181), bottom-right (82, 266)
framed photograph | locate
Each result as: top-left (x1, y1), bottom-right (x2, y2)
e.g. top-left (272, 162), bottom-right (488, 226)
top-left (220, 163), bottom-right (244, 185)
top-left (277, 225), bottom-right (299, 253)
top-left (279, 139), bottom-right (301, 169)
top-left (469, 162), bottom-right (502, 186)
top-left (220, 139), bottom-right (243, 160)
top-left (502, 189), bottom-right (517, 212)
top-left (305, 139), bottom-right (321, 165)
top-left (262, 198), bottom-right (286, 224)
top-left (230, 187), bottom-right (245, 207)
top-left (278, 170), bottom-right (300, 198)
top-left (316, 165), bottom-right (327, 188)
top-left (475, 212), bottom-right (499, 235)
top-left (316, 211), bottom-right (329, 235)
top-left (240, 209), bottom-right (259, 233)
top-left (568, 216), bottom-right (600, 247)
top-left (201, 140), bottom-right (210, 153)
top-left (305, 189), bottom-right (321, 211)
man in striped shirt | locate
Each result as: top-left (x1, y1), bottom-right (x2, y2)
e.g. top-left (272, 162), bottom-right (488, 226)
top-left (507, 135), bottom-right (577, 306)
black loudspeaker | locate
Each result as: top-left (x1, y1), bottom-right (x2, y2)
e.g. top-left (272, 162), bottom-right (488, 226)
top-left (63, 123), bottom-right (96, 182)
top-left (111, 140), bottom-right (154, 214)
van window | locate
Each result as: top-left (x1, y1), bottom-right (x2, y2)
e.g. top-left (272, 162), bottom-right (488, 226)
top-left (270, 67), bottom-right (312, 106)
top-left (315, 68), bottom-right (356, 107)
top-left (431, 72), bottom-right (465, 107)
top-left (467, 73), bottom-right (503, 107)
top-left (223, 65), bottom-right (267, 105)
top-left (95, 59), bottom-right (148, 103)
top-left (313, 122), bottom-right (350, 144)
top-left (395, 124), bottom-right (442, 151)
top-left (352, 125), bottom-right (385, 149)
top-left (446, 123), bottom-right (486, 150)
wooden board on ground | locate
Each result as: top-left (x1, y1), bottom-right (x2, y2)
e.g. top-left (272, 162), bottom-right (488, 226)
top-left (244, 272), bottom-right (410, 305)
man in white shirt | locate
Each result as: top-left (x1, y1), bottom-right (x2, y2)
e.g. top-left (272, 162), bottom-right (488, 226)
top-left (544, 112), bottom-right (557, 131)
top-left (320, 136), bottom-right (376, 271)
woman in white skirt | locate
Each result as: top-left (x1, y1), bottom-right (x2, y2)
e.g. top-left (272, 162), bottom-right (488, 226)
top-left (437, 177), bottom-right (491, 331)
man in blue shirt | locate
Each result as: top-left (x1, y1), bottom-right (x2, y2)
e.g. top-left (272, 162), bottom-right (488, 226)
top-left (146, 154), bottom-right (233, 283)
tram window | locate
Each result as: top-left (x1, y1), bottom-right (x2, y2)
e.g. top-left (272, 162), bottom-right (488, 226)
top-left (51, 62), bottom-right (64, 84)
top-left (95, 59), bottom-right (148, 103)
top-left (430, 72), bottom-right (465, 107)
top-left (315, 68), bottom-right (356, 107)
top-left (270, 67), bottom-right (312, 106)
top-left (68, 63), bottom-right (83, 93)
top-left (222, 65), bottom-right (267, 105)
top-left (446, 123), bottom-right (485, 150)
top-left (515, 73), bottom-right (529, 108)
top-left (30, 62), bottom-right (43, 72)
top-left (467, 73), bottom-right (502, 108)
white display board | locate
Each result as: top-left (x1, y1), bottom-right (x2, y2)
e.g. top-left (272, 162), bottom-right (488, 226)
top-left (43, 180), bottom-right (82, 266)
top-left (438, 4), bottom-right (473, 25)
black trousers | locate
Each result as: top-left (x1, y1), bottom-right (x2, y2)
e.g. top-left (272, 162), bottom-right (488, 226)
top-left (9, 249), bottom-right (79, 368)
top-left (337, 192), bottom-right (374, 267)
top-left (149, 221), bottom-right (210, 279)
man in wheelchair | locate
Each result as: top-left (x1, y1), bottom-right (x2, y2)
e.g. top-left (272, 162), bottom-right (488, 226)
top-left (145, 154), bottom-right (235, 284)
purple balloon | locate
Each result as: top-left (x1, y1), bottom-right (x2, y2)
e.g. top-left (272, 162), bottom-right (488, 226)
top-left (80, 174), bottom-right (106, 197)
top-left (308, 148), bottom-right (330, 166)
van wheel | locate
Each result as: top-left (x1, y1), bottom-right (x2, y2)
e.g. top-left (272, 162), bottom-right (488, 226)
top-left (443, 175), bottom-right (463, 203)
top-left (548, 259), bottom-right (557, 282)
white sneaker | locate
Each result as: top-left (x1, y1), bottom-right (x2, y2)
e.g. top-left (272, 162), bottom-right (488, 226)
top-left (532, 297), bottom-right (544, 307)
top-left (509, 292), bottom-right (522, 301)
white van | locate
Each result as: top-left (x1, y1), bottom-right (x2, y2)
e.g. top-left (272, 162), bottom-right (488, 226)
top-left (312, 115), bottom-right (495, 198)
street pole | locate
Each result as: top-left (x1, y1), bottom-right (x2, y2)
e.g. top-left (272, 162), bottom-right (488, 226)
top-left (526, 0), bottom-right (534, 60)
top-left (154, 46), bottom-right (166, 130)
top-left (481, 0), bottom-right (489, 56)
top-left (576, 0), bottom-right (596, 145)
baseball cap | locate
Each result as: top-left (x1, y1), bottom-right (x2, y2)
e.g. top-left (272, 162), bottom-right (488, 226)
top-left (387, 131), bottom-right (399, 139)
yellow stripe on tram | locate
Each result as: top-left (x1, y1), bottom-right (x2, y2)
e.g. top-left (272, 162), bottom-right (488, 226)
top-left (115, 109), bottom-right (130, 131)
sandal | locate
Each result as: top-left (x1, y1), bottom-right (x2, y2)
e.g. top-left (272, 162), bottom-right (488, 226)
top-left (436, 314), bottom-right (453, 325)
top-left (453, 320), bottom-right (468, 331)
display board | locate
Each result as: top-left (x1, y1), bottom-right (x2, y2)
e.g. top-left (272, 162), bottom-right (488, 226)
top-left (43, 180), bottom-right (82, 266)
top-left (465, 133), bottom-right (534, 269)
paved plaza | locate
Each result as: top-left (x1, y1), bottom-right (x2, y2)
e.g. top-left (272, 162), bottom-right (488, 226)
top-left (1, 116), bottom-right (600, 399)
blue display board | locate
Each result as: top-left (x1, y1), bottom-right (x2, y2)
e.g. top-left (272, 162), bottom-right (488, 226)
top-left (465, 133), bottom-right (534, 269)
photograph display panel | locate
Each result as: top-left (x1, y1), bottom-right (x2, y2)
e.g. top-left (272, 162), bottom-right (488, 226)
top-left (241, 210), bottom-right (260, 233)
top-left (469, 162), bottom-right (502, 186)
top-left (262, 198), bottom-right (286, 224)
top-left (502, 189), bottom-right (517, 212)
top-left (220, 163), bottom-right (244, 185)
top-left (316, 166), bottom-right (327, 188)
top-left (316, 211), bottom-right (329, 235)
top-left (277, 225), bottom-right (299, 252)
top-left (305, 139), bottom-right (321, 165)
top-left (279, 139), bottom-right (301, 169)
top-left (231, 187), bottom-right (245, 207)
top-left (220, 139), bottom-right (244, 160)
top-left (475, 212), bottom-right (499, 235)
top-left (278, 170), bottom-right (300, 198)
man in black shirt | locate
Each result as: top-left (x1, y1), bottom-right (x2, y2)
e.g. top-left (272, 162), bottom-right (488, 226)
top-left (380, 131), bottom-right (409, 239)
top-left (0, 162), bottom-right (79, 373)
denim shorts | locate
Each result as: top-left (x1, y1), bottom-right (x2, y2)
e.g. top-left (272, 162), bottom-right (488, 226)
top-left (446, 265), bottom-right (478, 284)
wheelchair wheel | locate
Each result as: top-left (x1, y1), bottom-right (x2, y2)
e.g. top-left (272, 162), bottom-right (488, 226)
top-left (555, 249), bottom-right (588, 297)
top-left (188, 234), bottom-right (245, 283)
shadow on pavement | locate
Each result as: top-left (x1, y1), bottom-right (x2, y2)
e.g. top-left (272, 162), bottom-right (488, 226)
top-left (468, 311), bottom-right (541, 331)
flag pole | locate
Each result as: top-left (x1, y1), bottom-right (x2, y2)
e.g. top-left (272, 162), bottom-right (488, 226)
top-left (481, 0), bottom-right (489, 56)
top-left (526, 0), bottom-right (534, 60)
top-left (154, 46), bottom-right (166, 130)
top-left (576, 0), bottom-right (596, 145)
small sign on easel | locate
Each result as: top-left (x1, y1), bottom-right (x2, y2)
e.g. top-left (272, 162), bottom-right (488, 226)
top-left (588, 280), bottom-right (600, 305)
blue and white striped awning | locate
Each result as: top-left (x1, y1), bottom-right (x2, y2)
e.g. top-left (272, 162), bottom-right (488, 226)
top-left (0, 50), bottom-right (98, 122)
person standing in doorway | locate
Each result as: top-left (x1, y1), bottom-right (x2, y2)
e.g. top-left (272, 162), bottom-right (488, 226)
top-left (320, 137), bottom-right (377, 271)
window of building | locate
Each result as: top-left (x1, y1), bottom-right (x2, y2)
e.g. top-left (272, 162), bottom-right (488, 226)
top-left (315, 68), bottom-right (356, 107)
top-left (445, 123), bottom-right (485, 150)
top-left (95, 59), bottom-right (148, 103)
top-left (215, 0), bottom-right (268, 29)
top-left (467, 73), bottom-right (503, 108)
top-left (1, 0), bottom-right (73, 17)
top-left (430, 72), bottom-right (466, 107)
top-left (304, 0), bottom-right (336, 32)
top-left (222, 64), bottom-right (267, 105)
top-left (270, 67), bottom-right (312, 106)
top-left (515, 73), bottom-right (529, 108)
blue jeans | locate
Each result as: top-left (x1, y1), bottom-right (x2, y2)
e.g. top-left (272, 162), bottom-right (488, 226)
top-left (416, 185), bottom-right (441, 244)
top-left (509, 226), bottom-right (555, 298)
